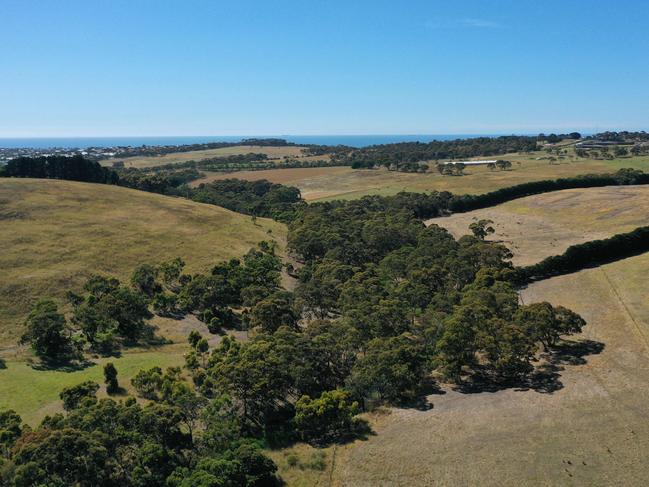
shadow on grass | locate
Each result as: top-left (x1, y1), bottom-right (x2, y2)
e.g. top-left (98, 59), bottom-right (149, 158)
top-left (266, 417), bottom-right (375, 451)
top-left (0, 358), bottom-right (6, 369)
top-left (452, 338), bottom-right (605, 395)
top-left (30, 358), bottom-right (96, 372)
top-left (106, 386), bottom-right (129, 397)
top-left (395, 377), bottom-right (446, 411)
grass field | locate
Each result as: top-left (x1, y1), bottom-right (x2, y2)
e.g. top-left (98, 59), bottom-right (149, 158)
top-left (190, 152), bottom-right (649, 201)
top-left (0, 178), bottom-right (286, 347)
top-left (427, 185), bottom-right (649, 265)
top-left (103, 145), bottom-right (313, 168)
top-left (0, 348), bottom-right (185, 425)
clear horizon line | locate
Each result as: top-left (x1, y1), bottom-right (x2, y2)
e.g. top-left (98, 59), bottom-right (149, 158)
top-left (0, 130), bottom-right (606, 139)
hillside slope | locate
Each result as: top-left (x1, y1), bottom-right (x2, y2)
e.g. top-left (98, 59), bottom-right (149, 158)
top-left (0, 178), bottom-right (286, 346)
top-left (427, 185), bottom-right (649, 266)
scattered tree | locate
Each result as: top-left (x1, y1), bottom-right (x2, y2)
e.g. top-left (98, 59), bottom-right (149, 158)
top-left (103, 362), bottom-right (119, 394)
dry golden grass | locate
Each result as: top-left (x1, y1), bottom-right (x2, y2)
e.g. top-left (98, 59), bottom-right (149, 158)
top-left (104, 145), bottom-right (310, 168)
top-left (191, 166), bottom-right (354, 194)
top-left (427, 185), bottom-right (649, 265)
top-left (0, 178), bottom-right (286, 347)
top-left (188, 152), bottom-right (649, 201)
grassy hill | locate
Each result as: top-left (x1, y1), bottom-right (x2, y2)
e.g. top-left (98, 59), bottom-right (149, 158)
top-left (427, 185), bottom-right (649, 266)
top-left (103, 145), bottom-right (311, 168)
top-left (0, 178), bottom-right (286, 347)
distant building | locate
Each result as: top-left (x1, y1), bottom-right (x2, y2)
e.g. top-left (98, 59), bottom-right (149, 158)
top-left (575, 140), bottom-right (625, 149)
top-left (441, 160), bottom-right (497, 165)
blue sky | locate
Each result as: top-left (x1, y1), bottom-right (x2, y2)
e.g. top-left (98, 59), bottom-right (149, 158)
top-left (2, 0), bottom-right (648, 136)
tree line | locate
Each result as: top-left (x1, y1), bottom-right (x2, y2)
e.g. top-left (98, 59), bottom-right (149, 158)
top-left (447, 168), bottom-right (649, 214)
top-left (0, 155), bottom-right (119, 184)
top-left (516, 225), bottom-right (649, 283)
top-left (327, 136), bottom-right (540, 169)
top-left (97, 137), bottom-right (297, 160)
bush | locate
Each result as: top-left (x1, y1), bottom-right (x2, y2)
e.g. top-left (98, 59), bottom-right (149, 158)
top-left (20, 300), bottom-right (78, 362)
top-left (103, 363), bottom-right (119, 394)
top-left (59, 381), bottom-right (100, 410)
top-left (294, 390), bottom-right (359, 444)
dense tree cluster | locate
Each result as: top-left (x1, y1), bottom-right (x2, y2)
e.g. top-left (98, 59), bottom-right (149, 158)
top-left (0, 388), bottom-right (280, 486)
top-left (537, 132), bottom-right (581, 143)
top-left (286, 202), bottom-right (585, 392)
top-left (1, 154), bottom-right (119, 183)
top-left (190, 179), bottom-right (305, 222)
top-left (329, 136), bottom-right (539, 169)
top-left (591, 131), bottom-right (649, 142)
top-left (117, 168), bottom-right (203, 194)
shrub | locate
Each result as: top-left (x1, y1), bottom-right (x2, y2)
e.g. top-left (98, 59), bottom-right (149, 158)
top-left (294, 390), bottom-right (359, 444)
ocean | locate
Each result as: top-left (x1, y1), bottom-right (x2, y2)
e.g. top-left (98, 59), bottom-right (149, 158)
top-left (0, 134), bottom-right (507, 149)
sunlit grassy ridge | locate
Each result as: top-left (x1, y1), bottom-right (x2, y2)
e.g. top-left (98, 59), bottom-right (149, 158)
top-left (0, 178), bottom-right (286, 346)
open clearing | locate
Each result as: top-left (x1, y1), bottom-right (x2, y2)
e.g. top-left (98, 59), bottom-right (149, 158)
top-left (427, 185), bottom-right (649, 266)
top-left (190, 153), bottom-right (649, 201)
top-left (103, 145), bottom-right (312, 168)
top-left (0, 179), bottom-right (286, 347)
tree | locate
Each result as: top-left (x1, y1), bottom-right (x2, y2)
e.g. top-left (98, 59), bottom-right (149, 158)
top-left (248, 291), bottom-right (299, 333)
top-left (196, 338), bottom-right (210, 367)
top-left (152, 292), bottom-right (179, 316)
top-left (59, 381), bottom-right (100, 411)
top-left (11, 428), bottom-right (111, 486)
top-left (437, 306), bottom-right (483, 381)
top-left (159, 257), bottom-right (186, 291)
top-left (496, 159), bottom-right (512, 170)
top-left (209, 337), bottom-right (293, 430)
top-left (131, 264), bottom-right (161, 298)
top-left (469, 219), bottom-right (495, 240)
top-left (0, 410), bottom-right (22, 457)
top-left (614, 146), bottom-right (629, 157)
top-left (515, 302), bottom-right (585, 350)
top-left (132, 366), bottom-right (164, 400)
top-left (75, 280), bottom-right (153, 344)
top-left (474, 318), bottom-right (535, 379)
top-left (20, 299), bottom-right (78, 362)
top-left (294, 390), bottom-right (359, 444)
top-left (103, 363), bottom-right (119, 394)
top-left (347, 336), bottom-right (427, 405)
top-left (188, 330), bottom-right (202, 349)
